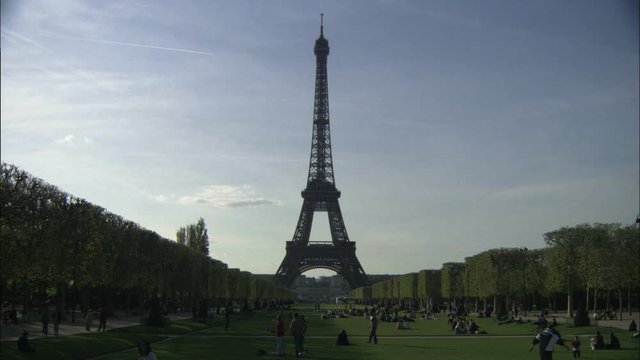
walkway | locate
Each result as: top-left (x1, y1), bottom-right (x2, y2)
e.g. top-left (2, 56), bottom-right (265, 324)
top-left (0, 311), bottom-right (192, 341)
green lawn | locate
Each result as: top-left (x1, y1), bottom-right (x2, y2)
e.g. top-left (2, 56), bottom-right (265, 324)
top-left (2, 305), bottom-right (638, 359)
top-left (0, 332), bottom-right (166, 360)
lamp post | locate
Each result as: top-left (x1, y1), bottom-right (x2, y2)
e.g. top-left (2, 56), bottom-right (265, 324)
top-left (465, 264), bottom-right (470, 313)
top-left (522, 247), bottom-right (528, 318)
top-left (70, 200), bottom-right (80, 323)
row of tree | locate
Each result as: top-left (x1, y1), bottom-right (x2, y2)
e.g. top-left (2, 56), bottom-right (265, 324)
top-left (0, 163), bottom-right (293, 321)
top-left (350, 223), bottom-right (639, 321)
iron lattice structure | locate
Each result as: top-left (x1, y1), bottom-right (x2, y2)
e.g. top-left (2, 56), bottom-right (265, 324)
top-left (274, 19), bottom-right (369, 289)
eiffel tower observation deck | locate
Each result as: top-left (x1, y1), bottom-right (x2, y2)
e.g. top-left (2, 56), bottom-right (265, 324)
top-left (274, 15), bottom-right (369, 289)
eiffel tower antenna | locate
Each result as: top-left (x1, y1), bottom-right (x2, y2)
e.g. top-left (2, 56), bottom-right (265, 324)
top-left (274, 18), bottom-right (369, 289)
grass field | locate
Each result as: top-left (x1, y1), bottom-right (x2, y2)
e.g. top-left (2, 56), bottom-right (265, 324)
top-left (2, 305), bottom-right (638, 359)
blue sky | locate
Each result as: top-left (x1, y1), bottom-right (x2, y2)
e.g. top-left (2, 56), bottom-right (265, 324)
top-left (1, 0), bottom-right (638, 277)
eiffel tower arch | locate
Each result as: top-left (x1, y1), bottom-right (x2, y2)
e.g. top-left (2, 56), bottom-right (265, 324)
top-left (274, 16), bottom-right (369, 289)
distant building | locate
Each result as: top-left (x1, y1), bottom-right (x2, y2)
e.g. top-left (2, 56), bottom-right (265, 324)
top-left (256, 273), bottom-right (398, 302)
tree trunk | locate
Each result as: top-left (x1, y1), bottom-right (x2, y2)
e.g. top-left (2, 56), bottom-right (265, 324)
top-left (82, 287), bottom-right (90, 316)
top-left (628, 285), bottom-right (632, 316)
top-left (55, 282), bottom-right (67, 321)
top-left (566, 292), bottom-right (572, 318)
top-left (22, 279), bottom-right (30, 317)
top-left (585, 286), bottom-right (590, 314)
top-left (618, 289), bottom-right (623, 320)
top-left (592, 288), bottom-right (598, 319)
top-left (125, 289), bottom-right (131, 316)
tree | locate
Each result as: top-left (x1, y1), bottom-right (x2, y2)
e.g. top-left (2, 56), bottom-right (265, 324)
top-left (1, 162), bottom-right (294, 320)
top-left (441, 262), bottom-right (465, 308)
top-left (544, 225), bottom-right (588, 318)
top-left (176, 217), bottom-right (209, 256)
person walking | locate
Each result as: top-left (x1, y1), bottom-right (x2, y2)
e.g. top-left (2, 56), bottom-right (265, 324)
top-left (368, 313), bottom-right (378, 344)
top-left (41, 306), bottom-right (50, 336)
top-left (97, 308), bottom-right (108, 331)
top-left (52, 310), bottom-right (61, 336)
top-left (529, 324), bottom-right (570, 360)
top-left (290, 313), bottom-right (305, 357)
top-left (84, 310), bottom-right (93, 331)
top-left (300, 315), bottom-right (308, 354)
top-left (570, 336), bottom-right (581, 358)
top-left (275, 314), bottom-right (285, 356)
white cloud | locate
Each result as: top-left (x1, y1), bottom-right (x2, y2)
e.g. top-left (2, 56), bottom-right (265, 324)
top-left (178, 185), bottom-right (281, 208)
top-left (54, 134), bottom-right (75, 144)
top-left (491, 182), bottom-right (567, 200)
top-left (149, 194), bottom-right (170, 203)
top-left (52, 134), bottom-right (93, 145)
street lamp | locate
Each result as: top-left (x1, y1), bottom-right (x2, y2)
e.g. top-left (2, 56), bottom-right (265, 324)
top-left (465, 264), bottom-right (470, 313)
top-left (522, 247), bottom-right (528, 318)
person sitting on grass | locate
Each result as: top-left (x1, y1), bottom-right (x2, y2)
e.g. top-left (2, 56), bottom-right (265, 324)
top-left (454, 319), bottom-right (467, 334)
top-left (138, 339), bottom-right (157, 360)
top-left (336, 329), bottom-right (350, 345)
top-left (17, 331), bottom-right (35, 353)
top-left (606, 332), bottom-right (620, 349)
top-left (466, 319), bottom-right (479, 334)
top-left (591, 330), bottom-right (605, 350)
top-left (396, 320), bottom-right (411, 330)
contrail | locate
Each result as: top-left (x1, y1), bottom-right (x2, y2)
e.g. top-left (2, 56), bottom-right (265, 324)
top-left (7, 30), bottom-right (215, 56)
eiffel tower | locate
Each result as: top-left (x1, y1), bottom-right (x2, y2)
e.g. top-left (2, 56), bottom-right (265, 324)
top-left (274, 16), bottom-right (369, 289)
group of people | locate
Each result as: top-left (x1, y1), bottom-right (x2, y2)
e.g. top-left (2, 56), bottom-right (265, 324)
top-left (275, 312), bottom-right (308, 357)
top-left (530, 324), bottom-right (623, 360)
top-left (273, 307), bottom-right (382, 355)
top-left (40, 307), bottom-right (62, 336)
top-left (589, 330), bottom-right (620, 350)
top-left (83, 308), bottom-right (109, 332)
top-left (320, 309), bottom-right (351, 319)
top-left (39, 306), bottom-right (110, 336)
top-left (447, 313), bottom-right (482, 334)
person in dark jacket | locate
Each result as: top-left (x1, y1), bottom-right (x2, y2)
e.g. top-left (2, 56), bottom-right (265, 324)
top-left (368, 313), bottom-right (378, 344)
top-left (17, 331), bottom-right (35, 353)
top-left (275, 314), bottom-right (285, 356)
top-left (606, 332), bottom-right (620, 349)
top-left (529, 325), bottom-right (570, 360)
top-left (336, 329), bottom-right (350, 345)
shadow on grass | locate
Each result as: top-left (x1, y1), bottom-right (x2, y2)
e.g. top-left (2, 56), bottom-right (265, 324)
top-left (0, 332), bottom-right (166, 360)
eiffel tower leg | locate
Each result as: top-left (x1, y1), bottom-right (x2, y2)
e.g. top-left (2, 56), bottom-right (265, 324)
top-left (291, 199), bottom-right (315, 244)
top-left (337, 253), bottom-right (369, 288)
top-left (326, 199), bottom-right (349, 243)
top-left (274, 200), bottom-right (315, 286)
top-left (274, 252), bottom-right (302, 287)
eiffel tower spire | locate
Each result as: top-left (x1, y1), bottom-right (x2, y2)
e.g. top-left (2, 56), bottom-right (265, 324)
top-left (274, 17), bottom-right (369, 289)
top-left (308, 13), bottom-right (334, 189)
